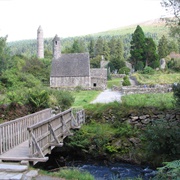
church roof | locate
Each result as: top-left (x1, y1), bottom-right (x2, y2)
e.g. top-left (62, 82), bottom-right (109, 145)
top-left (51, 53), bottom-right (90, 77)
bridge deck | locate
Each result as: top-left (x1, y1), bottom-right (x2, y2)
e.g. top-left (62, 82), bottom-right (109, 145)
top-left (0, 141), bottom-right (48, 162)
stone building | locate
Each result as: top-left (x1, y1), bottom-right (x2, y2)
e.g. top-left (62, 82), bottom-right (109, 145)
top-left (37, 26), bottom-right (44, 59)
top-left (49, 34), bottom-right (107, 90)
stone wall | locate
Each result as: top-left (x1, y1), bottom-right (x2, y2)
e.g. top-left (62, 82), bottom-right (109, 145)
top-left (121, 84), bottom-right (172, 95)
top-left (90, 68), bottom-right (107, 90)
top-left (99, 109), bottom-right (180, 129)
top-left (111, 74), bottom-right (126, 78)
top-left (127, 110), bottom-right (180, 129)
top-left (50, 76), bottom-right (91, 88)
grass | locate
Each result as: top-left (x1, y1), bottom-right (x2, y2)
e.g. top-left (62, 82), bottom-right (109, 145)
top-left (107, 78), bottom-right (122, 88)
top-left (133, 72), bottom-right (180, 85)
top-left (121, 92), bottom-right (175, 109)
top-left (39, 168), bottom-right (94, 180)
top-left (72, 90), bottom-right (101, 108)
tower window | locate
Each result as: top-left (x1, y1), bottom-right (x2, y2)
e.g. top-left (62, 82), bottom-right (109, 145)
top-left (55, 41), bottom-right (57, 45)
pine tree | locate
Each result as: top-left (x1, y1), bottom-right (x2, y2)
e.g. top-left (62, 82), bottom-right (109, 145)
top-left (94, 36), bottom-right (104, 57)
top-left (103, 40), bottom-right (110, 61)
top-left (145, 37), bottom-right (159, 68)
top-left (158, 35), bottom-right (169, 59)
top-left (130, 25), bottom-right (146, 70)
top-left (88, 38), bottom-right (95, 58)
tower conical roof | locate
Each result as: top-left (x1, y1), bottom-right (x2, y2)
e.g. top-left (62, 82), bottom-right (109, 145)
top-left (53, 34), bottom-right (60, 41)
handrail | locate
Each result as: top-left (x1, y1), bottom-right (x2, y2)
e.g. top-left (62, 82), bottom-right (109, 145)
top-left (0, 108), bottom-right (52, 155)
top-left (28, 108), bottom-right (85, 158)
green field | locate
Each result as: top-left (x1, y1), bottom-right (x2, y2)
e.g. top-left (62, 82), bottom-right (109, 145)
top-left (72, 90), bottom-right (101, 108)
top-left (133, 72), bottom-right (180, 85)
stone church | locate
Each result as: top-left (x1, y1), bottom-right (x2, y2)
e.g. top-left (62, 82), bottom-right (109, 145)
top-left (37, 26), bottom-right (107, 90)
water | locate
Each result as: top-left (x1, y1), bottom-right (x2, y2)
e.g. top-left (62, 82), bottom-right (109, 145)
top-left (66, 161), bottom-right (156, 180)
top-left (35, 155), bottom-right (156, 180)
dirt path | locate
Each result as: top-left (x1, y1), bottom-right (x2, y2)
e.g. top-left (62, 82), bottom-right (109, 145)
top-left (91, 89), bottom-right (122, 104)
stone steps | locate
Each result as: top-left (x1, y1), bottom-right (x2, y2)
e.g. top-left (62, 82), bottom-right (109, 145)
top-left (0, 163), bottom-right (38, 180)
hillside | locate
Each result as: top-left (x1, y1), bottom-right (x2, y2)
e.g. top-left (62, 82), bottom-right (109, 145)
top-left (7, 18), bottom-right (170, 57)
top-left (91, 18), bottom-right (169, 38)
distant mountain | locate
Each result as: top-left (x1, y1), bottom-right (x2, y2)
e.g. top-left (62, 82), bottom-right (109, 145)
top-left (8, 18), bottom-right (170, 57)
top-left (91, 18), bottom-right (169, 38)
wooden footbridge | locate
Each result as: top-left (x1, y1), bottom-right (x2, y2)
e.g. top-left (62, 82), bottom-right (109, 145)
top-left (0, 108), bottom-right (85, 164)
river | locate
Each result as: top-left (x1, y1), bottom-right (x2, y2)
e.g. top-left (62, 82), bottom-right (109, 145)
top-left (35, 158), bottom-right (156, 180)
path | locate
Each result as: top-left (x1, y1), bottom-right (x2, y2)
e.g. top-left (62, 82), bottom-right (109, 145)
top-left (91, 89), bottom-right (122, 104)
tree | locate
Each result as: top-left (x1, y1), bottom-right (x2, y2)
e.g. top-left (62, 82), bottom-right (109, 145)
top-left (158, 35), bottom-right (169, 59)
top-left (0, 36), bottom-right (10, 74)
top-left (71, 39), bottom-right (85, 53)
top-left (145, 37), bottom-right (159, 68)
top-left (130, 25), bottom-right (146, 70)
top-left (88, 38), bottom-right (95, 58)
top-left (161, 0), bottom-right (180, 47)
top-left (94, 36), bottom-right (104, 57)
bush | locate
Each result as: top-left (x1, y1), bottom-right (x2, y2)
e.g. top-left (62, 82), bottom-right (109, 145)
top-left (49, 90), bottom-right (75, 111)
top-left (122, 76), bottom-right (131, 86)
top-left (135, 61), bottom-right (144, 71)
top-left (27, 88), bottom-right (49, 112)
top-left (119, 67), bottom-right (130, 75)
top-left (153, 160), bottom-right (180, 180)
top-left (142, 66), bottom-right (155, 75)
top-left (172, 82), bottom-right (180, 107)
top-left (46, 168), bottom-right (94, 180)
top-left (142, 119), bottom-right (180, 163)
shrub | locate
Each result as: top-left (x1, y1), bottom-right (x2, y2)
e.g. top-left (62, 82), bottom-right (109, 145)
top-left (47, 168), bottom-right (94, 180)
top-left (142, 66), bottom-right (155, 74)
top-left (172, 82), bottom-right (180, 107)
top-left (119, 67), bottom-right (130, 75)
top-left (49, 90), bottom-right (75, 111)
top-left (27, 88), bottom-right (49, 112)
top-left (141, 119), bottom-right (180, 163)
top-left (153, 160), bottom-right (180, 180)
top-left (122, 76), bottom-right (131, 86)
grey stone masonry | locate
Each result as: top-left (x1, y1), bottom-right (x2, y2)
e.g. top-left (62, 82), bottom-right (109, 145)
top-left (37, 26), bottom-right (44, 59)
top-left (53, 35), bottom-right (61, 59)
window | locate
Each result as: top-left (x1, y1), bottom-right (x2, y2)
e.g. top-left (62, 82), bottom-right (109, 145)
top-left (93, 83), bottom-right (97, 87)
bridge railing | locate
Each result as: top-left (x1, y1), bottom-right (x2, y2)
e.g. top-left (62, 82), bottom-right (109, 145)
top-left (27, 108), bottom-right (85, 159)
top-left (0, 108), bottom-right (52, 155)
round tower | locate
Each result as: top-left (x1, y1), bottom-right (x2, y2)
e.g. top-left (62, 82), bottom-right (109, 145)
top-left (37, 26), bottom-right (44, 59)
top-left (53, 34), bottom-right (61, 59)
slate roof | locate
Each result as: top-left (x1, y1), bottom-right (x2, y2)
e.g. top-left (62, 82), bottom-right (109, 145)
top-left (51, 53), bottom-right (90, 77)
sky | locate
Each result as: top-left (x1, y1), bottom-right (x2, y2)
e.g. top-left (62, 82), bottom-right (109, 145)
top-left (0, 0), bottom-right (166, 42)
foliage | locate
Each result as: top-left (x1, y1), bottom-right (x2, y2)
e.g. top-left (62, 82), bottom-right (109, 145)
top-left (121, 93), bottom-right (174, 110)
top-left (130, 25), bottom-right (146, 70)
top-left (172, 82), bottom-right (180, 107)
top-left (107, 78), bottom-right (122, 89)
top-left (145, 37), bottom-right (159, 68)
top-left (142, 66), bottom-right (155, 75)
top-left (90, 55), bottom-right (101, 68)
top-left (22, 57), bottom-right (51, 84)
top-left (161, 0), bottom-right (180, 46)
top-left (72, 90), bottom-right (100, 108)
top-left (122, 76), bottom-right (131, 86)
top-left (27, 88), bottom-right (49, 112)
top-left (66, 122), bottom-right (116, 156)
top-left (132, 72), bottom-right (180, 85)
top-left (141, 119), bottom-right (180, 163)
top-left (49, 90), bottom-right (75, 111)
top-left (153, 160), bottom-right (180, 180)
top-left (167, 57), bottom-right (180, 72)
top-left (119, 67), bottom-right (130, 75)
top-left (158, 35), bottom-right (169, 59)
top-left (0, 36), bottom-right (10, 74)
top-left (41, 168), bottom-right (94, 180)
